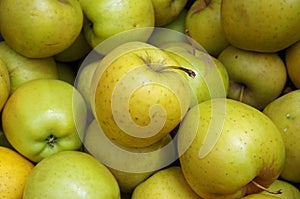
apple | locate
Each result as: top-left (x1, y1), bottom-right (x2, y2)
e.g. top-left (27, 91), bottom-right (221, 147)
top-left (185, 0), bottom-right (229, 57)
top-left (84, 119), bottom-right (176, 193)
top-left (285, 40), bottom-right (300, 89)
top-left (131, 166), bottom-right (201, 199)
top-left (150, 0), bottom-right (188, 26)
top-left (242, 194), bottom-right (280, 199)
top-left (23, 150), bottom-right (121, 199)
top-left (90, 41), bottom-right (193, 148)
top-left (263, 89), bottom-right (300, 183)
top-left (56, 62), bottom-right (76, 85)
top-left (79, 0), bottom-right (155, 48)
top-left (162, 42), bottom-right (229, 107)
top-left (0, 41), bottom-right (58, 94)
top-left (178, 98), bottom-right (286, 199)
top-left (261, 179), bottom-right (300, 199)
top-left (54, 30), bottom-right (92, 63)
top-left (220, 0), bottom-right (300, 53)
top-left (0, 0), bottom-right (83, 58)
top-left (0, 58), bottom-right (10, 111)
top-left (218, 45), bottom-right (287, 110)
top-left (1, 79), bottom-right (87, 162)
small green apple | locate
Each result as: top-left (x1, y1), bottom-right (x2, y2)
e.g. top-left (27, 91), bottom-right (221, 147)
top-left (79, 0), bottom-right (155, 48)
top-left (84, 119), bottom-right (176, 193)
top-left (91, 41), bottom-right (192, 148)
top-left (218, 45), bottom-right (287, 110)
top-left (263, 89), bottom-right (300, 183)
top-left (23, 150), bottom-right (121, 199)
top-left (285, 40), bottom-right (300, 89)
top-left (1, 79), bottom-right (87, 162)
top-left (131, 166), bottom-right (201, 199)
top-left (221, 0), bottom-right (300, 52)
top-left (178, 98), bottom-right (286, 199)
top-left (0, 0), bottom-right (83, 58)
top-left (261, 179), bottom-right (300, 199)
top-left (150, 0), bottom-right (188, 26)
top-left (185, 0), bottom-right (229, 57)
top-left (0, 58), bottom-right (10, 111)
top-left (0, 41), bottom-right (58, 94)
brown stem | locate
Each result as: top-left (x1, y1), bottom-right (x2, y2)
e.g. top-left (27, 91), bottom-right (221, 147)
top-left (239, 85), bottom-right (245, 102)
top-left (251, 181), bottom-right (282, 195)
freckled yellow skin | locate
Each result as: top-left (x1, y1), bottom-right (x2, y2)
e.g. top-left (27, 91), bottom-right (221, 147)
top-left (263, 89), bottom-right (300, 183)
top-left (178, 98), bottom-right (285, 199)
top-left (92, 41), bottom-right (191, 148)
top-left (0, 146), bottom-right (34, 199)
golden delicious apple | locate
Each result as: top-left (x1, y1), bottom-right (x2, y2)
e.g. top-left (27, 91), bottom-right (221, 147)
top-left (185, 0), bottom-right (229, 57)
top-left (0, 41), bottom-right (58, 94)
top-left (263, 89), bottom-right (300, 183)
top-left (23, 151), bottom-right (121, 199)
top-left (79, 0), bottom-right (155, 48)
top-left (0, 58), bottom-right (10, 111)
top-left (285, 40), bottom-right (300, 89)
top-left (150, 0), bottom-right (188, 26)
top-left (84, 119), bottom-right (176, 193)
top-left (218, 45), bottom-right (287, 110)
top-left (90, 41), bottom-right (192, 148)
top-left (261, 179), bottom-right (300, 199)
top-left (131, 166), bottom-right (201, 199)
top-left (0, 0), bottom-right (83, 58)
top-left (221, 0), bottom-right (300, 53)
top-left (2, 79), bottom-right (87, 162)
top-left (178, 98), bottom-right (286, 199)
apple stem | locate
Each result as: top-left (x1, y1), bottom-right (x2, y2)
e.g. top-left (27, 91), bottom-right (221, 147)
top-left (174, 66), bottom-right (196, 78)
top-left (239, 85), bottom-right (245, 102)
top-left (251, 181), bottom-right (282, 195)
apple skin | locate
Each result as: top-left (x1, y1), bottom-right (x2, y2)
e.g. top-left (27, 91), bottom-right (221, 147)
top-left (285, 40), bottom-right (300, 89)
top-left (261, 179), bottom-right (300, 199)
top-left (221, 0), bottom-right (300, 53)
top-left (263, 89), bottom-right (300, 183)
top-left (131, 166), bottom-right (201, 199)
top-left (150, 0), bottom-right (188, 26)
top-left (0, 0), bottom-right (83, 58)
top-left (185, 0), bottom-right (229, 57)
top-left (1, 79), bottom-right (87, 163)
top-left (79, 0), bottom-right (155, 48)
top-left (23, 150), bottom-right (121, 199)
top-left (0, 58), bottom-right (10, 111)
top-left (218, 45), bottom-right (287, 110)
top-left (178, 98), bottom-right (286, 199)
top-left (241, 194), bottom-right (280, 199)
top-left (0, 41), bottom-right (58, 94)
top-left (91, 41), bottom-right (191, 148)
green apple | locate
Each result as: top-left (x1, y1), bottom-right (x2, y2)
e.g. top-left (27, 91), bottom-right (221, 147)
top-left (150, 0), bottom-right (188, 26)
top-left (221, 0), bottom-right (300, 53)
top-left (56, 62), bottom-right (76, 85)
top-left (79, 0), bottom-right (155, 48)
top-left (261, 180), bottom-right (300, 199)
top-left (162, 42), bottom-right (229, 107)
top-left (0, 41), bottom-right (58, 94)
top-left (163, 9), bottom-right (187, 32)
top-left (84, 119), bottom-right (176, 193)
top-left (178, 98), bottom-right (286, 199)
top-left (0, 0), bottom-right (83, 58)
top-left (185, 0), bottom-right (229, 57)
top-left (1, 79), bottom-right (87, 162)
top-left (285, 40), bottom-right (300, 89)
top-left (23, 150), bottom-right (120, 199)
top-left (90, 41), bottom-right (192, 148)
top-left (131, 166), bottom-right (201, 199)
top-left (218, 45), bottom-right (287, 110)
top-left (0, 58), bottom-right (10, 111)
top-left (263, 89), bottom-right (300, 183)
top-left (242, 194), bottom-right (280, 199)
top-left (54, 30), bottom-right (92, 63)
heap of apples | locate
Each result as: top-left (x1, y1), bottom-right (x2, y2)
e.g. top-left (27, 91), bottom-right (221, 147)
top-left (0, 0), bottom-right (299, 199)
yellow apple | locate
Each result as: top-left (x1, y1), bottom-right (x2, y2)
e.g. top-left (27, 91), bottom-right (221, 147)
top-left (178, 98), bottom-right (286, 199)
top-left (242, 194), bottom-right (280, 199)
top-left (0, 0), bottom-right (83, 58)
top-left (90, 41), bottom-right (192, 148)
top-left (261, 179), bottom-right (300, 199)
top-left (263, 89), bottom-right (300, 183)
